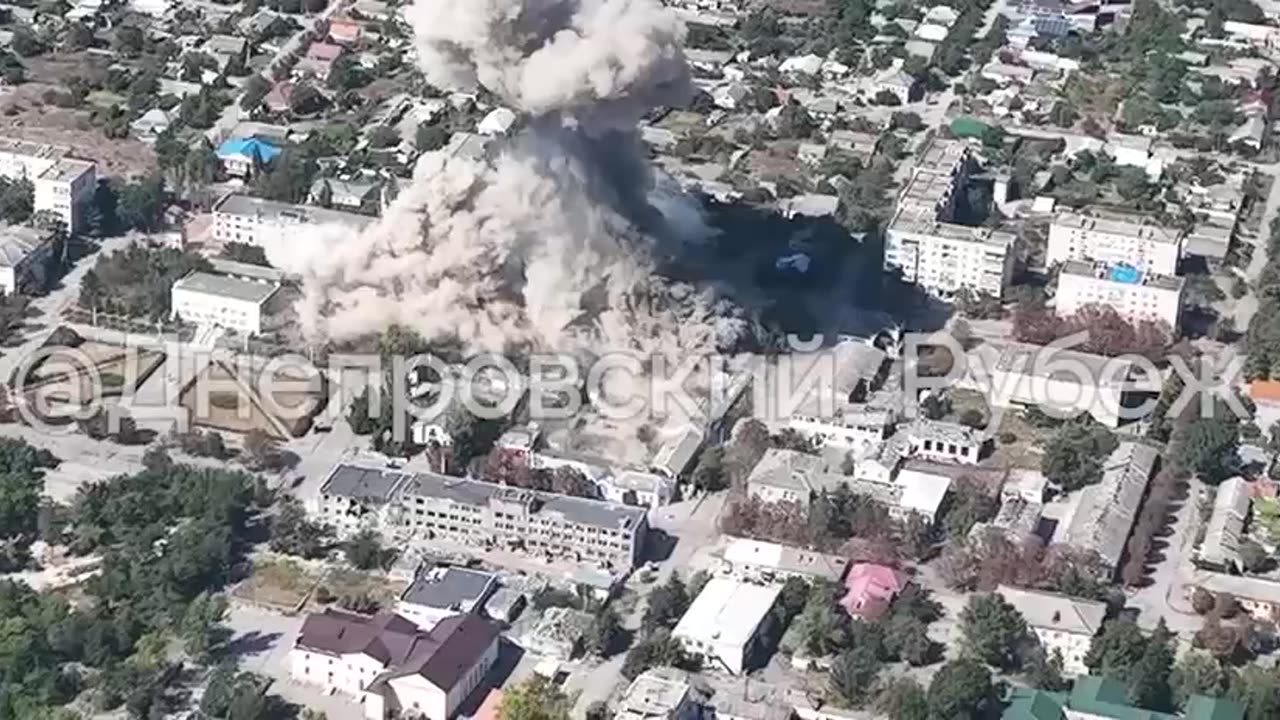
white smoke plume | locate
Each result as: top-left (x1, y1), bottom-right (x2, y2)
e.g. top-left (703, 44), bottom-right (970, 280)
top-left (267, 0), bottom-right (749, 368)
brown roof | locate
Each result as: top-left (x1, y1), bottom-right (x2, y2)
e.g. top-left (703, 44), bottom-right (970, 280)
top-left (296, 609), bottom-right (498, 690)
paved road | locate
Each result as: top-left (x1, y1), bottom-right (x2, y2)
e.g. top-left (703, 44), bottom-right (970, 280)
top-left (1126, 477), bottom-right (1206, 635)
top-left (1234, 163), bottom-right (1280, 329)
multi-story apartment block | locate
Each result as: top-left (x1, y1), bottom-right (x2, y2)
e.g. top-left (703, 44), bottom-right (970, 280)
top-left (884, 211), bottom-right (1017, 298)
top-left (1055, 259), bottom-right (1184, 329)
top-left (884, 139), bottom-right (1017, 299)
top-left (170, 270), bottom-right (281, 335)
top-left (212, 193), bottom-right (375, 246)
top-left (1047, 209), bottom-right (1183, 275)
top-left (315, 463), bottom-right (649, 571)
top-left (0, 139), bottom-right (97, 234)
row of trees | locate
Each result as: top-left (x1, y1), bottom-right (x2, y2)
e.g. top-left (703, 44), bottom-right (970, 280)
top-left (938, 530), bottom-right (1112, 600)
top-left (79, 242), bottom-right (208, 320)
top-left (1013, 302), bottom-right (1172, 359)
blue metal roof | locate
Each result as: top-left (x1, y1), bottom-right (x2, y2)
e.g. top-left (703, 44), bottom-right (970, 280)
top-left (216, 137), bottom-right (282, 164)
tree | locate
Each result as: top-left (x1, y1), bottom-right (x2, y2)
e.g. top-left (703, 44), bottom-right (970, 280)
top-left (416, 123), bottom-right (449, 152)
top-left (1192, 587), bottom-right (1217, 615)
top-left (796, 584), bottom-right (850, 657)
top-left (1228, 664), bottom-right (1280, 720)
top-left (958, 593), bottom-right (1028, 669)
top-left (1238, 540), bottom-right (1270, 572)
top-left (775, 102), bottom-right (815, 139)
top-left (942, 476), bottom-right (998, 541)
top-left (1023, 644), bottom-right (1069, 691)
top-left (498, 676), bottom-right (573, 720)
top-left (269, 496), bottom-right (333, 559)
top-left (691, 446), bottom-right (728, 492)
top-left (585, 606), bottom-right (625, 657)
top-left (241, 74), bottom-right (271, 110)
top-left (1086, 618), bottom-right (1149, 677)
top-left (1174, 417), bottom-right (1241, 483)
top-left (876, 677), bottom-right (928, 720)
top-left (1171, 651), bottom-right (1230, 709)
top-left (242, 428), bottom-right (282, 471)
top-left (927, 659), bottom-right (995, 720)
top-left (220, 241), bottom-right (271, 267)
top-left (10, 27), bottom-right (44, 57)
top-left (116, 174), bottom-right (166, 232)
top-left (642, 575), bottom-right (689, 631)
top-left (828, 645), bottom-right (882, 707)
top-left (0, 177), bottom-right (34, 223)
top-left (179, 592), bottom-right (228, 660)
top-left (343, 529), bottom-right (393, 570)
top-left (1041, 419), bottom-right (1119, 491)
top-left (620, 628), bottom-right (693, 680)
top-left (113, 26), bottom-right (145, 57)
top-left (1127, 619), bottom-right (1174, 710)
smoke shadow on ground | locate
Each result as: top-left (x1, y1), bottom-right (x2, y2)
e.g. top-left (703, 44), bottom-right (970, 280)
top-left (656, 199), bottom-right (950, 342)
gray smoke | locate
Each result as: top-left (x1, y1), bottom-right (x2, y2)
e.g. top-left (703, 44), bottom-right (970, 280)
top-left (267, 0), bottom-right (748, 368)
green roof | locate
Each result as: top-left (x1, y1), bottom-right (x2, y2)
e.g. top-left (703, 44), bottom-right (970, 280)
top-left (950, 116), bottom-right (991, 138)
top-left (1002, 687), bottom-right (1065, 720)
top-left (1003, 678), bottom-right (1191, 720)
top-left (1067, 677), bottom-right (1176, 720)
top-left (1184, 696), bottom-right (1245, 720)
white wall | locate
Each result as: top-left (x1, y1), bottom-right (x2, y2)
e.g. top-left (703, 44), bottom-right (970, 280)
top-left (1055, 271), bottom-right (1181, 329)
top-left (170, 287), bottom-right (264, 334)
top-left (1046, 222), bottom-right (1180, 275)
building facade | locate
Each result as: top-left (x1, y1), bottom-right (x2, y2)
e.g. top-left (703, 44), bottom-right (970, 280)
top-left (1047, 210), bottom-right (1183, 275)
top-left (212, 193), bottom-right (375, 246)
top-left (0, 139), bottom-right (97, 234)
top-left (0, 225), bottom-right (55, 295)
top-left (289, 610), bottom-right (499, 720)
top-left (316, 463), bottom-right (649, 571)
top-left (395, 565), bottom-right (498, 631)
top-left (672, 578), bottom-right (782, 675)
top-left (996, 585), bottom-right (1105, 677)
top-left (1055, 260), bottom-right (1183, 329)
top-left (170, 271), bottom-right (280, 334)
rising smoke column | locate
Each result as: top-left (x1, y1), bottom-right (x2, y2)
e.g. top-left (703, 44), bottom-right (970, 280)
top-left (268, 0), bottom-right (748, 361)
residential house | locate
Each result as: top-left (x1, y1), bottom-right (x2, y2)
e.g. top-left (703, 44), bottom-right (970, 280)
top-left (839, 563), bottom-right (906, 619)
top-left (1196, 476), bottom-right (1249, 572)
top-left (263, 81), bottom-right (297, 114)
top-left (1053, 442), bottom-right (1158, 576)
top-left (216, 137), bottom-right (282, 178)
top-left (299, 42), bottom-right (344, 81)
top-left (329, 16), bottom-right (363, 45)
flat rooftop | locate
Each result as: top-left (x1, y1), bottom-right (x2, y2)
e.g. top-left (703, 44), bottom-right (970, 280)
top-left (994, 342), bottom-right (1135, 383)
top-left (1052, 209), bottom-right (1182, 245)
top-left (322, 462), bottom-right (647, 531)
top-left (399, 566), bottom-right (496, 610)
top-left (1059, 259), bottom-right (1184, 292)
top-left (0, 137), bottom-right (65, 160)
top-left (890, 210), bottom-right (1015, 249)
top-left (214, 193), bottom-right (376, 231)
top-left (996, 584), bottom-right (1106, 635)
top-left (916, 138), bottom-right (969, 173)
top-left (672, 577), bottom-right (782, 650)
top-left (38, 158), bottom-right (94, 182)
top-left (172, 271), bottom-right (279, 304)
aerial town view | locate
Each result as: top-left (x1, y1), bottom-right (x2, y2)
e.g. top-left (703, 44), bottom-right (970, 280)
top-left (6, 0), bottom-right (1280, 718)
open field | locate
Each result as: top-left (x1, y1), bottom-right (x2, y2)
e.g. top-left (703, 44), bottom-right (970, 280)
top-left (231, 558), bottom-right (322, 611)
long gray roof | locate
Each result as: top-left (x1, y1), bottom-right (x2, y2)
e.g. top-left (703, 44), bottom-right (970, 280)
top-left (214, 193), bottom-right (376, 230)
top-left (400, 566), bottom-right (496, 610)
top-left (321, 462), bottom-right (647, 531)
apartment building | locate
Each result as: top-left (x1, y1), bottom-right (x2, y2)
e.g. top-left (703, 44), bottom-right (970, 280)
top-left (882, 139), bottom-right (1018, 298)
top-left (0, 138), bottom-right (97, 234)
top-left (1047, 209), bottom-right (1183, 275)
top-left (315, 462), bottom-right (649, 571)
top-left (1055, 259), bottom-right (1184, 329)
top-left (884, 211), bottom-right (1017, 298)
top-left (996, 585), bottom-right (1106, 676)
top-left (212, 193), bottom-right (375, 246)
